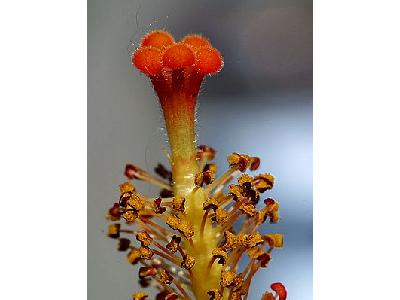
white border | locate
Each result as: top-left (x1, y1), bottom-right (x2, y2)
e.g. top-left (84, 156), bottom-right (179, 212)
top-left (0, 1), bottom-right (87, 299)
top-left (314, 0), bottom-right (400, 299)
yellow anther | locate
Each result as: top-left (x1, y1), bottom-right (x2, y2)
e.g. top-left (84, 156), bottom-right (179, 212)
top-left (246, 232), bottom-right (264, 248)
top-left (253, 173), bottom-right (275, 192)
top-left (215, 207), bottom-right (228, 224)
top-left (127, 248), bottom-right (142, 264)
top-left (220, 270), bottom-right (237, 287)
top-left (238, 173), bottom-right (252, 186)
top-left (239, 202), bottom-right (256, 217)
top-left (127, 194), bottom-right (145, 211)
top-left (166, 215), bottom-right (194, 239)
top-left (159, 268), bottom-right (173, 284)
top-left (228, 184), bottom-right (243, 199)
top-left (107, 223), bottom-right (121, 239)
top-left (181, 255), bottom-right (195, 270)
top-left (172, 196), bottom-right (185, 213)
top-left (223, 231), bottom-right (238, 250)
top-left (139, 247), bottom-right (154, 260)
top-left (132, 291), bottom-right (148, 300)
top-left (120, 181), bottom-right (135, 194)
top-left (122, 210), bottom-right (138, 223)
top-left (136, 231), bottom-right (152, 247)
top-left (264, 233), bottom-right (284, 248)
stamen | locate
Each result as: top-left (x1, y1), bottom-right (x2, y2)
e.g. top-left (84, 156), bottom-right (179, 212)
top-left (205, 167), bottom-right (237, 193)
top-left (125, 164), bottom-right (172, 191)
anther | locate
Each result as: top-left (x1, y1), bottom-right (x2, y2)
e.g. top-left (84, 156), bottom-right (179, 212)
top-left (107, 224), bottom-right (121, 239)
top-left (132, 291), bottom-right (149, 300)
top-left (118, 238), bottom-right (131, 251)
top-left (166, 235), bottom-right (181, 253)
top-left (136, 231), bottom-right (153, 247)
top-left (172, 196), bottom-right (185, 213)
top-left (207, 289), bottom-right (223, 300)
top-left (212, 248), bottom-right (228, 265)
top-left (159, 269), bottom-right (174, 285)
top-left (181, 255), bottom-right (195, 270)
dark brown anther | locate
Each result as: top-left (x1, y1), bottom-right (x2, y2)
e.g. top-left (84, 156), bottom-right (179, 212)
top-left (109, 203), bottom-right (121, 218)
top-left (257, 252), bottom-right (271, 267)
top-left (107, 223), bottom-right (121, 239)
top-left (154, 163), bottom-right (172, 182)
top-left (270, 282), bottom-right (287, 300)
top-left (153, 197), bottom-right (167, 214)
top-left (139, 266), bottom-right (158, 278)
top-left (125, 164), bottom-right (140, 179)
top-left (160, 188), bottom-right (174, 198)
top-left (166, 235), bottom-right (181, 253)
top-left (139, 277), bottom-right (151, 288)
top-left (196, 145), bottom-right (216, 161)
top-left (250, 157), bottom-right (261, 170)
top-left (118, 238), bottom-right (131, 251)
top-left (136, 231), bottom-right (153, 247)
top-left (159, 269), bottom-right (173, 284)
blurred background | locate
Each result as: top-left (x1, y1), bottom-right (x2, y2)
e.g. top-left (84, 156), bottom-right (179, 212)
top-left (88, 0), bottom-right (312, 299)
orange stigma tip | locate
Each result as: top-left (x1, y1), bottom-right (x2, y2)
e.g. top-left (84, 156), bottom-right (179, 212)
top-left (132, 47), bottom-right (162, 76)
top-left (195, 47), bottom-right (224, 75)
top-left (181, 35), bottom-right (211, 49)
top-left (140, 30), bottom-right (175, 49)
top-left (163, 43), bottom-right (195, 69)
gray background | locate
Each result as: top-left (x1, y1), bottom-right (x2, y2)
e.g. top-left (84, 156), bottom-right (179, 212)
top-left (88, 0), bottom-right (312, 299)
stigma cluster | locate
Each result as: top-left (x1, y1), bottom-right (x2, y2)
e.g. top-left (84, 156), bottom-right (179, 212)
top-left (107, 146), bottom-right (287, 300)
top-left (132, 31), bottom-right (223, 77)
